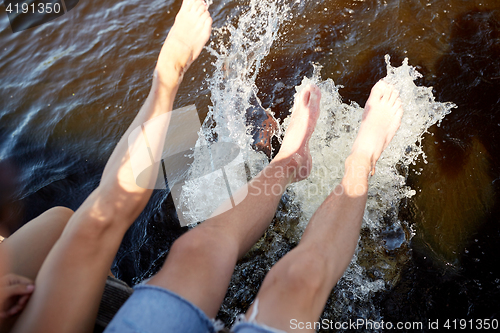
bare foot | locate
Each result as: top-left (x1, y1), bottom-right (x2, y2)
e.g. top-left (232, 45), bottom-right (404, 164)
top-left (275, 84), bottom-right (321, 182)
top-left (156, 0), bottom-right (212, 87)
top-left (351, 80), bottom-right (404, 174)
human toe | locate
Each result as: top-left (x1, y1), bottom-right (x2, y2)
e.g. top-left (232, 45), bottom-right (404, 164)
top-left (371, 80), bottom-right (387, 99)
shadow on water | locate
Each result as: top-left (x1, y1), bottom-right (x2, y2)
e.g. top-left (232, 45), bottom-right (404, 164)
top-left (113, 191), bottom-right (188, 284)
top-left (381, 9), bottom-right (500, 326)
top-left (3, 132), bottom-right (103, 225)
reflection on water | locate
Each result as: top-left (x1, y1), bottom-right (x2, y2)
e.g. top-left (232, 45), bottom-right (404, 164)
top-left (385, 8), bottom-right (500, 324)
top-left (1, 0), bottom-right (500, 330)
top-left (412, 137), bottom-right (494, 264)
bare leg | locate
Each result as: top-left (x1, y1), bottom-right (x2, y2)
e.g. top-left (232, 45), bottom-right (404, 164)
top-left (11, 1), bottom-right (212, 333)
top-left (148, 84), bottom-right (321, 318)
top-left (3, 207), bottom-right (73, 281)
top-left (246, 80), bottom-right (404, 332)
top-left (0, 208), bottom-right (72, 331)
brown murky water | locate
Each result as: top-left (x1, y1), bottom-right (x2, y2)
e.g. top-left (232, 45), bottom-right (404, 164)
top-left (1, 0), bottom-right (500, 331)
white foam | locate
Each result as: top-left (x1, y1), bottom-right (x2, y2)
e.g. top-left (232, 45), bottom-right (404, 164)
top-left (181, 0), bottom-right (291, 225)
top-left (180, 0), bottom-right (455, 325)
top-left (287, 57), bottom-right (455, 310)
top-left (290, 57), bottom-right (455, 233)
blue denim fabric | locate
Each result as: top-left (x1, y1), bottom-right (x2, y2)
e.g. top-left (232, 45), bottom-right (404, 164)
top-left (104, 284), bottom-right (218, 333)
top-left (231, 322), bottom-right (284, 333)
top-left (230, 300), bottom-right (288, 333)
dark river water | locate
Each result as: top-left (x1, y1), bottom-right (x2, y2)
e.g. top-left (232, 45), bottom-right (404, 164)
top-left (1, 0), bottom-right (500, 331)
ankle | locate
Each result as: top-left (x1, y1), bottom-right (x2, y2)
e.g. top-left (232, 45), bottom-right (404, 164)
top-left (272, 152), bottom-right (310, 183)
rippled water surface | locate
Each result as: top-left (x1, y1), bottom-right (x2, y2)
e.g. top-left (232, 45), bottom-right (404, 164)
top-left (1, 0), bottom-right (500, 331)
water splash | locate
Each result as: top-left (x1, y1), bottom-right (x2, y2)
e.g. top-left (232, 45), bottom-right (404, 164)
top-left (179, 0), bottom-right (456, 328)
top-left (204, 0), bottom-right (288, 149)
top-left (287, 56), bottom-right (455, 325)
top-left (180, 0), bottom-right (291, 225)
top-left (290, 56), bottom-right (455, 231)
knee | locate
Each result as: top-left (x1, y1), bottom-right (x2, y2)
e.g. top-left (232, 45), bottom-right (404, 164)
top-left (169, 227), bottom-right (239, 267)
top-left (266, 249), bottom-right (328, 298)
top-left (46, 206), bottom-right (74, 221)
top-left (40, 206), bottom-right (74, 231)
top-left (170, 230), bottom-right (207, 259)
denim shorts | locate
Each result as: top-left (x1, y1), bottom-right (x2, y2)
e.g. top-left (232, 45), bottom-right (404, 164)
top-left (231, 299), bottom-right (288, 333)
top-left (104, 285), bottom-right (285, 333)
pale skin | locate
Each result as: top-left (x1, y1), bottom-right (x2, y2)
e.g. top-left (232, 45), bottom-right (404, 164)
top-left (0, 207), bottom-right (72, 331)
top-left (3, 0), bottom-right (212, 332)
top-left (150, 78), bottom-right (403, 332)
top-left (0, 0), bottom-right (404, 332)
top-left (147, 83), bottom-right (322, 316)
top-left (245, 80), bottom-right (404, 332)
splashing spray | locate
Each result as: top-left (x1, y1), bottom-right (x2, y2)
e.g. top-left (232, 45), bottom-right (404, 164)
top-left (181, 0), bottom-right (456, 328)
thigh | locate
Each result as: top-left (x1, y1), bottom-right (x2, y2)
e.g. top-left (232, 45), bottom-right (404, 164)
top-left (2, 206), bottom-right (73, 280)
